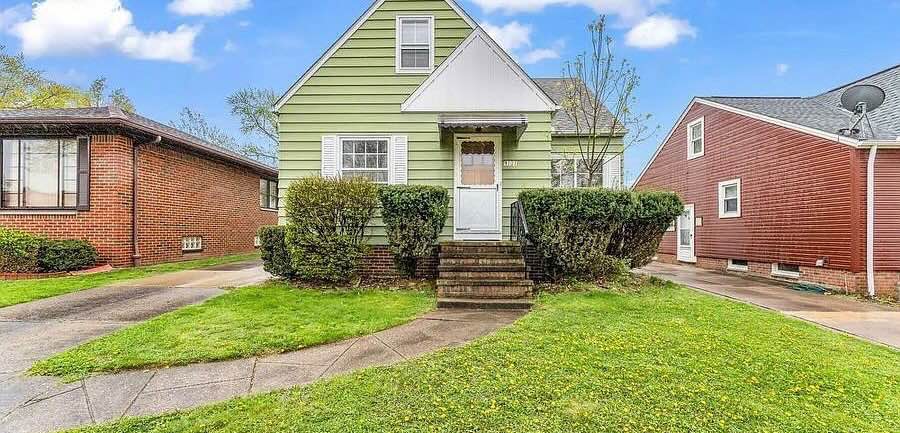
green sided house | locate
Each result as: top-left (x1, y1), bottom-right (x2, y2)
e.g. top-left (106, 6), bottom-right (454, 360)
top-left (275, 0), bottom-right (624, 295)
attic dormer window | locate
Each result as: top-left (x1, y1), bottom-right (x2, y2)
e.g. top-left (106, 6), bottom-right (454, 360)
top-left (396, 16), bottom-right (434, 74)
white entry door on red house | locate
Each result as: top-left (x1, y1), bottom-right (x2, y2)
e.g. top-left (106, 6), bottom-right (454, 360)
top-left (677, 204), bottom-right (696, 263)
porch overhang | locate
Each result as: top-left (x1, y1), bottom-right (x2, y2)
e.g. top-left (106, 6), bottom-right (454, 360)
top-left (439, 114), bottom-right (528, 140)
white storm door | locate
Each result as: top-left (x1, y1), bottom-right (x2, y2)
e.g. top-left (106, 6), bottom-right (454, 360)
top-left (677, 204), bottom-right (696, 263)
top-left (454, 134), bottom-right (502, 240)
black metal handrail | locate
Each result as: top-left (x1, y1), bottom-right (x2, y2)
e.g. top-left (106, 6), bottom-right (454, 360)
top-left (510, 200), bottom-right (530, 244)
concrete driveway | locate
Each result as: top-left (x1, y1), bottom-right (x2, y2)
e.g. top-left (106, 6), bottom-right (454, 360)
top-left (639, 262), bottom-right (900, 349)
top-left (0, 260), bottom-right (270, 431)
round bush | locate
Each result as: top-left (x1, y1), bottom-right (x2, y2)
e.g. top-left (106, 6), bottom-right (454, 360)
top-left (379, 185), bottom-right (450, 277)
top-left (258, 225), bottom-right (296, 279)
top-left (40, 239), bottom-right (98, 273)
top-left (0, 227), bottom-right (45, 273)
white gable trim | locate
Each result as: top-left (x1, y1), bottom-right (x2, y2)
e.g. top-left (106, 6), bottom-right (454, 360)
top-left (274, 0), bottom-right (478, 111)
top-left (633, 97), bottom-right (867, 187)
top-left (401, 28), bottom-right (558, 112)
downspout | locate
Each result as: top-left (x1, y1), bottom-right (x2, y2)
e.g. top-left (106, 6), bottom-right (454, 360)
top-left (133, 136), bottom-right (162, 267)
top-left (866, 144), bottom-right (878, 298)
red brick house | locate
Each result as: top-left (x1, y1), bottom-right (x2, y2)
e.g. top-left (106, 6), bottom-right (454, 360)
top-left (0, 107), bottom-right (278, 267)
top-left (635, 64), bottom-right (900, 298)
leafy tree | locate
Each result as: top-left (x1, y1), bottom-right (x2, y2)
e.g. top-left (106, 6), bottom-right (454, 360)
top-left (88, 77), bottom-right (135, 113)
top-left (171, 107), bottom-right (243, 152)
top-left (561, 17), bottom-right (656, 186)
top-left (227, 87), bottom-right (278, 162)
top-left (0, 45), bottom-right (135, 112)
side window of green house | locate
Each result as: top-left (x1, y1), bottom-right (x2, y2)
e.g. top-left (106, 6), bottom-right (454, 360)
top-left (551, 153), bottom-right (622, 189)
top-left (396, 16), bottom-right (434, 74)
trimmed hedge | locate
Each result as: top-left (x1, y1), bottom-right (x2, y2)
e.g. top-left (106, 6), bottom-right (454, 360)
top-left (283, 176), bottom-right (379, 283)
top-left (258, 226), bottom-right (295, 279)
top-left (0, 228), bottom-right (98, 273)
top-left (0, 227), bottom-right (45, 273)
top-left (379, 185), bottom-right (450, 277)
top-left (40, 240), bottom-right (98, 273)
top-left (520, 188), bottom-right (637, 281)
top-left (607, 191), bottom-right (684, 268)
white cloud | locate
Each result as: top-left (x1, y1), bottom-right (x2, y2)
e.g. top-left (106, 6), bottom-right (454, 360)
top-left (223, 40), bottom-right (238, 52)
top-left (624, 15), bottom-right (696, 49)
top-left (775, 63), bottom-right (790, 76)
top-left (483, 20), bottom-right (562, 65)
top-left (482, 21), bottom-right (533, 51)
top-left (0, 4), bottom-right (29, 30)
top-left (7, 0), bottom-right (201, 63)
top-left (522, 47), bottom-right (561, 64)
top-left (473, 0), bottom-right (695, 50)
top-left (471, 0), bottom-right (661, 22)
top-left (168, 0), bottom-right (252, 17)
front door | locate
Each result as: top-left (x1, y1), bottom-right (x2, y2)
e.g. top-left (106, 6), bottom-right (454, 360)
top-left (454, 134), bottom-right (502, 240)
top-left (677, 204), bottom-right (696, 263)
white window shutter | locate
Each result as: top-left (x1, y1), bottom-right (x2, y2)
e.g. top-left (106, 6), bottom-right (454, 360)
top-left (390, 135), bottom-right (408, 185)
top-left (321, 135), bottom-right (338, 178)
top-left (603, 154), bottom-right (622, 189)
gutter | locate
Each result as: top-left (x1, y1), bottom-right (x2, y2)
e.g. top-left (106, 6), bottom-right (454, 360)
top-left (866, 144), bottom-right (878, 298)
top-left (133, 136), bottom-right (162, 266)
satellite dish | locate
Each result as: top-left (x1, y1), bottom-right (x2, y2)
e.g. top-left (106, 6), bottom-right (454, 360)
top-left (840, 84), bottom-right (886, 113)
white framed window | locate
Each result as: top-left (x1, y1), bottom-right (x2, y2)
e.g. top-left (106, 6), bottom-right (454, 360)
top-left (340, 137), bottom-right (390, 183)
top-left (254, 236), bottom-right (261, 248)
top-left (772, 263), bottom-right (800, 279)
top-left (727, 259), bottom-right (749, 272)
top-left (667, 221), bottom-right (676, 232)
top-left (551, 153), bottom-right (621, 188)
top-left (182, 236), bottom-right (203, 252)
top-left (396, 16), bottom-right (434, 74)
top-left (687, 117), bottom-right (705, 159)
top-left (718, 178), bottom-right (741, 218)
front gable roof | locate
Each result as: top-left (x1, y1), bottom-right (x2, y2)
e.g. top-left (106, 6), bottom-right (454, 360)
top-left (401, 29), bottom-right (558, 113)
top-left (274, 0), bottom-right (478, 111)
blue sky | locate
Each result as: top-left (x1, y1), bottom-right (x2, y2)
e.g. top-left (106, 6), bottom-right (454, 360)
top-left (1, 0), bottom-right (899, 183)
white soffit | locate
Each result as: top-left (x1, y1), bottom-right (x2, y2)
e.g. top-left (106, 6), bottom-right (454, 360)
top-left (402, 29), bottom-right (558, 113)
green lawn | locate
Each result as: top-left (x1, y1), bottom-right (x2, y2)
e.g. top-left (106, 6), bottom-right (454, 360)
top-left (71, 278), bottom-right (899, 433)
top-left (31, 283), bottom-right (434, 381)
top-left (0, 253), bottom-right (260, 308)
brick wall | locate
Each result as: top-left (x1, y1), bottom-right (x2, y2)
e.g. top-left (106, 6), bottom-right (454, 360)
top-left (1, 134), bottom-right (277, 267)
top-left (359, 246), bottom-right (439, 280)
top-left (0, 135), bottom-right (134, 266)
top-left (656, 256), bottom-right (900, 299)
top-left (135, 142), bottom-right (277, 265)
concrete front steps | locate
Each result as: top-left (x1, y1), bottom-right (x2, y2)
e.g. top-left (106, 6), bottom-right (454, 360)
top-left (436, 241), bottom-right (534, 310)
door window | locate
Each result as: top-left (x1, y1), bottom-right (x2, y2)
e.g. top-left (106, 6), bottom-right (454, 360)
top-left (678, 209), bottom-right (692, 247)
top-left (460, 141), bottom-right (495, 185)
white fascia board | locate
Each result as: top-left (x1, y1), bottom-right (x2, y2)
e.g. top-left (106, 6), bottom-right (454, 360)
top-left (632, 97), bottom-right (865, 188)
top-left (401, 28), bottom-right (559, 113)
top-left (274, 0), bottom-right (478, 111)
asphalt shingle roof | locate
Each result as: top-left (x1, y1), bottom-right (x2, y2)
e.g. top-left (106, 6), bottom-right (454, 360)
top-left (533, 78), bottom-right (619, 135)
top-left (701, 64), bottom-right (900, 141)
top-left (0, 106), bottom-right (277, 175)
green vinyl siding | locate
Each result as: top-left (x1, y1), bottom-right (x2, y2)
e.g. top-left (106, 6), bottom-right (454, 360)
top-left (550, 135), bottom-right (625, 154)
top-left (277, 0), bottom-right (558, 244)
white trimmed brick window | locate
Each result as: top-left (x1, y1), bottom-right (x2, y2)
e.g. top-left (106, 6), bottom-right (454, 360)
top-left (182, 236), bottom-right (203, 252)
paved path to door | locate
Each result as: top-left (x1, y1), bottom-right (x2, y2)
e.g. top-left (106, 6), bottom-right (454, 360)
top-left (0, 260), bottom-right (271, 433)
top-left (639, 262), bottom-right (900, 349)
top-left (1, 309), bottom-right (522, 433)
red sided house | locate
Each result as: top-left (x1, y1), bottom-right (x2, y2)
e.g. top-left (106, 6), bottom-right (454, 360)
top-left (0, 107), bottom-right (278, 267)
top-left (635, 64), bottom-right (900, 299)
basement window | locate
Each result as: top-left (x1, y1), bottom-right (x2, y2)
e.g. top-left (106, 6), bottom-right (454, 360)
top-left (182, 236), bottom-right (203, 252)
top-left (727, 259), bottom-right (749, 272)
top-left (772, 263), bottom-right (801, 279)
top-left (396, 16), bottom-right (434, 73)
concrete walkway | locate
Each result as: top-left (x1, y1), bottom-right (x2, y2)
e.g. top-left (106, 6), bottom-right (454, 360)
top-left (639, 262), bottom-right (900, 349)
top-left (0, 260), bottom-right (273, 433)
top-left (1, 309), bottom-right (522, 433)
